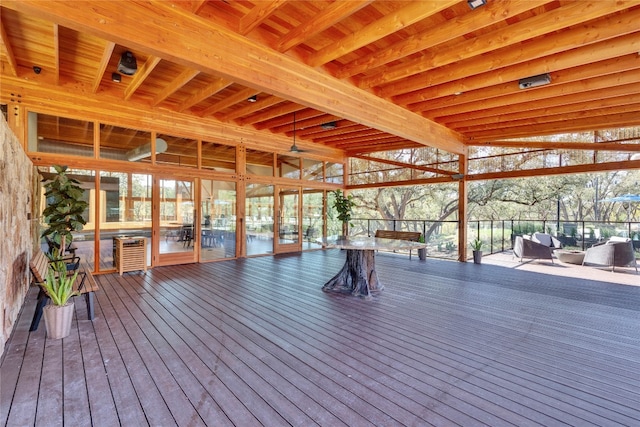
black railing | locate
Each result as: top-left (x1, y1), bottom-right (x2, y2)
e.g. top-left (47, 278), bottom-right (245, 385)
top-left (350, 218), bottom-right (640, 261)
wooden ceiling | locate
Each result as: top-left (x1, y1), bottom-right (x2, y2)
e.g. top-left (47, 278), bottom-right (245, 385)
top-left (1, 1), bottom-right (640, 157)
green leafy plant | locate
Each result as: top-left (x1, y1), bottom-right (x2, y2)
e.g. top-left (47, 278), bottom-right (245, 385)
top-left (418, 234), bottom-right (425, 243)
top-left (470, 238), bottom-right (483, 251)
top-left (42, 261), bottom-right (79, 306)
top-left (331, 190), bottom-right (355, 235)
top-left (41, 165), bottom-right (88, 256)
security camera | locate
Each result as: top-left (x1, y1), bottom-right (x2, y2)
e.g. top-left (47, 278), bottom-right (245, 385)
top-left (33, 66), bottom-right (42, 74)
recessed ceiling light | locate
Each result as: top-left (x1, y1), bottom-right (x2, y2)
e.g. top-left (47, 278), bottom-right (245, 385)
top-left (454, 91), bottom-right (463, 96)
top-left (111, 72), bottom-right (121, 83)
top-left (247, 95), bottom-right (257, 102)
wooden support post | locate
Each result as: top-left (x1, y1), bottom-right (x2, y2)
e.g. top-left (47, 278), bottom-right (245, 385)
top-left (458, 152), bottom-right (469, 262)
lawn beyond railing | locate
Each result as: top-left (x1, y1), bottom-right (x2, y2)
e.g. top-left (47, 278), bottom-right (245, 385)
top-left (349, 218), bottom-right (640, 261)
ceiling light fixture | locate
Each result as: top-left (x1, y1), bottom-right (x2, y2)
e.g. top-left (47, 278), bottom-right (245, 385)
top-left (320, 121), bottom-right (337, 130)
top-left (117, 51), bottom-right (138, 75)
top-left (111, 72), bottom-right (121, 83)
top-left (518, 73), bottom-right (551, 89)
top-left (467, 0), bottom-right (486, 10)
top-left (290, 112), bottom-right (301, 153)
top-left (247, 95), bottom-right (257, 102)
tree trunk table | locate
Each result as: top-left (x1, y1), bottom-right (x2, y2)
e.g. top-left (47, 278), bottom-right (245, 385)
top-left (318, 236), bottom-right (428, 299)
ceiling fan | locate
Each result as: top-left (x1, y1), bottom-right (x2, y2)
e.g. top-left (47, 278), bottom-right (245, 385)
top-left (289, 111), bottom-right (304, 153)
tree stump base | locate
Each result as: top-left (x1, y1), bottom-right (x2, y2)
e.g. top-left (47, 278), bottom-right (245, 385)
top-left (322, 249), bottom-right (382, 299)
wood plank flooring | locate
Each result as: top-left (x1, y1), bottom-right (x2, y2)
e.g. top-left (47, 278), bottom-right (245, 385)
top-left (2, 250), bottom-right (639, 426)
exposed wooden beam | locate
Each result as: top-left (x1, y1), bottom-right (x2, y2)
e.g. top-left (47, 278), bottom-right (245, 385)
top-left (276, 1), bottom-right (371, 52)
top-left (152, 68), bottom-right (200, 106)
top-left (352, 154), bottom-right (456, 176)
top-left (92, 41), bottom-right (115, 93)
top-left (238, 0), bottom-right (287, 35)
top-left (123, 55), bottom-right (161, 101)
top-left (394, 32), bottom-right (640, 104)
top-left (5, 0), bottom-right (466, 154)
top-left (52, 23), bottom-right (59, 85)
top-left (307, 0), bottom-right (458, 67)
top-left (0, 16), bottom-right (18, 76)
top-left (468, 140), bottom-right (640, 152)
top-left (336, 0), bottom-right (551, 79)
top-left (219, 95), bottom-right (285, 122)
top-left (200, 87), bottom-right (258, 117)
top-left (361, 1), bottom-right (634, 90)
top-left (177, 77), bottom-right (233, 112)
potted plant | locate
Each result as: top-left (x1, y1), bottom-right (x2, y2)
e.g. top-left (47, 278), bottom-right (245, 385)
top-left (42, 260), bottom-right (80, 339)
top-left (418, 234), bottom-right (427, 260)
top-left (331, 189), bottom-right (355, 237)
top-left (41, 165), bottom-right (88, 257)
top-left (470, 238), bottom-right (483, 264)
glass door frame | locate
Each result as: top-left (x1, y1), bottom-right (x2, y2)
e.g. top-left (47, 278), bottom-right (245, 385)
top-left (274, 185), bottom-right (302, 254)
top-left (152, 174), bottom-right (199, 266)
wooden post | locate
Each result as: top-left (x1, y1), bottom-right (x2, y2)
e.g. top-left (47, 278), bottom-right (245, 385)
top-left (458, 151), bottom-right (469, 262)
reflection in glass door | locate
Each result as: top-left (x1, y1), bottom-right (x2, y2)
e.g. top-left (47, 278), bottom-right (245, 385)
top-left (200, 180), bottom-right (237, 261)
top-left (302, 189), bottom-right (324, 250)
top-left (246, 184), bottom-right (274, 256)
top-left (155, 177), bottom-right (197, 265)
top-left (276, 186), bottom-right (301, 253)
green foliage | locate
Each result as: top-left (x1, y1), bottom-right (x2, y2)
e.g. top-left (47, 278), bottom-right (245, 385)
top-left (470, 238), bottom-right (483, 251)
top-left (418, 234), bottom-right (425, 243)
top-left (331, 190), bottom-right (355, 224)
top-left (41, 165), bottom-right (88, 252)
top-left (43, 261), bottom-right (79, 306)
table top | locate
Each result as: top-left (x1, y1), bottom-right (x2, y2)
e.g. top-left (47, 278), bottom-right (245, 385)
top-left (317, 235), bottom-right (428, 251)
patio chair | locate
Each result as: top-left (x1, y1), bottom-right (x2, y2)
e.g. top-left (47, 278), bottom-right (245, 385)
top-left (513, 235), bottom-right (554, 263)
top-left (531, 232), bottom-right (563, 250)
top-left (582, 238), bottom-right (638, 273)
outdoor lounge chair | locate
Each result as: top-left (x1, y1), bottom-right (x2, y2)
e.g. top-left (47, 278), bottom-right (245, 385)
top-left (513, 235), bottom-right (554, 263)
top-left (582, 237), bottom-right (638, 273)
top-left (531, 232), bottom-right (563, 250)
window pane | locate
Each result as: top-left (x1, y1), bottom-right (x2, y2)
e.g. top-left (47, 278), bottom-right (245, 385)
top-left (29, 113), bottom-right (94, 157)
top-left (202, 141), bottom-right (236, 172)
top-left (156, 133), bottom-right (198, 168)
top-left (246, 148), bottom-right (274, 176)
top-left (326, 162), bottom-right (344, 184)
top-left (303, 158), bottom-right (323, 181)
top-left (100, 124), bottom-right (151, 162)
top-left (246, 184), bottom-right (274, 255)
top-left (277, 154), bottom-right (300, 179)
top-left (201, 180), bottom-right (237, 260)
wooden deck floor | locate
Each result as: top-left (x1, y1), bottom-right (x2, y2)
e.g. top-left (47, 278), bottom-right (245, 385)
top-left (2, 250), bottom-right (639, 426)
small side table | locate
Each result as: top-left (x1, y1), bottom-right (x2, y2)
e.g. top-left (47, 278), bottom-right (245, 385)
top-left (556, 250), bottom-right (585, 265)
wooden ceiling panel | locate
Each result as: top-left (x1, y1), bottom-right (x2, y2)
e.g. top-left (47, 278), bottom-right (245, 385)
top-left (1, 0), bottom-right (639, 157)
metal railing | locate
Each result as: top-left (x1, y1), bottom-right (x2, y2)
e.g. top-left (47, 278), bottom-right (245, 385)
top-left (350, 218), bottom-right (640, 261)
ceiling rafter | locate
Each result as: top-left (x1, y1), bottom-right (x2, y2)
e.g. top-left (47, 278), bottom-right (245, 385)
top-left (177, 77), bottom-right (233, 112)
top-left (275, 0), bottom-right (371, 52)
top-left (91, 41), bottom-right (115, 93)
top-left (152, 68), bottom-right (200, 106)
top-left (362, 1), bottom-right (633, 90)
top-left (239, 0), bottom-right (287, 35)
top-left (0, 16), bottom-right (18, 76)
top-left (336, 0), bottom-right (552, 79)
top-left (123, 55), bottom-right (161, 101)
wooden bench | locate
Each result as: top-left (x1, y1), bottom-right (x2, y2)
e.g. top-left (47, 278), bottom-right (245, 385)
top-left (29, 248), bottom-right (99, 332)
top-left (374, 230), bottom-right (423, 259)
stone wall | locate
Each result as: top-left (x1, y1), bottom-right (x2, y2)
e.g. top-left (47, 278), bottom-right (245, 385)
top-left (0, 114), bottom-right (34, 357)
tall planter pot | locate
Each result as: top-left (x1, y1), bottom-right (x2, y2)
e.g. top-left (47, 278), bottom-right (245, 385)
top-left (43, 302), bottom-right (74, 339)
top-left (473, 250), bottom-right (482, 264)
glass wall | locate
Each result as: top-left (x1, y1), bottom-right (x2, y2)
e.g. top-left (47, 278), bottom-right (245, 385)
top-left (29, 113), bottom-right (94, 157)
top-left (246, 183), bottom-right (274, 256)
top-left (277, 154), bottom-right (300, 179)
top-left (202, 141), bottom-right (236, 172)
top-left (98, 171), bottom-right (152, 271)
top-left (303, 189), bottom-right (324, 249)
top-left (99, 124), bottom-right (151, 162)
top-left (200, 180), bottom-right (237, 261)
top-left (246, 148), bottom-right (274, 176)
top-left (156, 133), bottom-right (198, 168)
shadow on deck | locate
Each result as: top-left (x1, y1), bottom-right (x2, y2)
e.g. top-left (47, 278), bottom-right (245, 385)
top-left (2, 250), bottom-right (639, 426)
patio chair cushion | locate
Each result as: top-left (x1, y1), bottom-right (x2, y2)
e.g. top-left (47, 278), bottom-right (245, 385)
top-left (532, 232), bottom-right (552, 247)
top-left (583, 239), bottom-right (638, 273)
